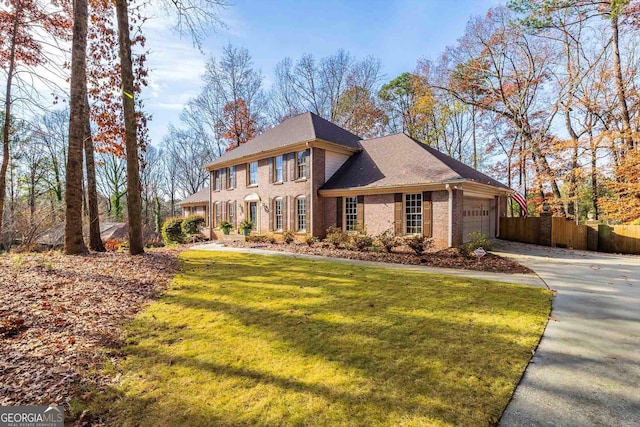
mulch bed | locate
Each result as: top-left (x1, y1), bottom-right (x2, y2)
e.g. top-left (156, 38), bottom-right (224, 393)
top-left (0, 247), bottom-right (183, 407)
top-left (225, 241), bottom-right (532, 274)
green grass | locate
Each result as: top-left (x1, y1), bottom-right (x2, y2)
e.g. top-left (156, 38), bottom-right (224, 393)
top-left (98, 250), bottom-right (551, 426)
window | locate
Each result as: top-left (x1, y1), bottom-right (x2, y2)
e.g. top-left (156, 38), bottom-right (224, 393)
top-left (344, 196), bottom-right (358, 231)
top-left (214, 170), bottom-right (222, 191)
top-left (248, 162), bottom-right (258, 185)
top-left (215, 201), bottom-right (222, 227)
top-left (274, 198), bottom-right (283, 231)
top-left (274, 156), bottom-right (283, 182)
top-left (296, 197), bottom-right (306, 232)
top-left (227, 201), bottom-right (235, 226)
top-left (296, 151), bottom-right (308, 179)
top-left (247, 201), bottom-right (258, 229)
top-left (227, 166), bottom-right (236, 189)
top-left (405, 193), bottom-right (423, 234)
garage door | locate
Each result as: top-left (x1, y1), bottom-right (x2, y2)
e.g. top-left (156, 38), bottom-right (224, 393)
top-left (462, 198), bottom-right (494, 242)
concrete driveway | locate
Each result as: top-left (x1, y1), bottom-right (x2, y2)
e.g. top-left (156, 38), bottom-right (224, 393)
top-left (494, 241), bottom-right (640, 427)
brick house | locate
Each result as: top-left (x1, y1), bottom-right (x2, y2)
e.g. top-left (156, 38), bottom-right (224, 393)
top-left (203, 112), bottom-right (510, 247)
top-left (177, 186), bottom-right (211, 239)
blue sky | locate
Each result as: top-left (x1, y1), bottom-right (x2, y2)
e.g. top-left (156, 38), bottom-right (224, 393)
top-left (143, 0), bottom-right (503, 145)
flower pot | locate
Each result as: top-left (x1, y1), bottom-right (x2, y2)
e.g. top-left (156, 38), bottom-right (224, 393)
top-left (242, 228), bottom-right (250, 236)
top-left (222, 227), bottom-right (231, 235)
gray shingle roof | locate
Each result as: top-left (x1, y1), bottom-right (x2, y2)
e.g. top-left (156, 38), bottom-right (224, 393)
top-left (321, 133), bottom-right (508, 190)
top-left (205, 112), bottom-right (362, 168)
top-left (177, 186), bottom-right (210, 205)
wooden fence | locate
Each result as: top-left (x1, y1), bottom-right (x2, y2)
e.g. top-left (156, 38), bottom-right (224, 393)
top-left (598, 225), bottom-right (640, 254)
top-left (499, 216), bottom-right (640, 255)
top-left (499, 217), bottom-right (541, 245)
top-left (551, 217), bottom-right (589, 251)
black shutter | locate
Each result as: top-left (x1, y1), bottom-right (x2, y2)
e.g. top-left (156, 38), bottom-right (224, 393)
top-left (356, 195), bottom-right (364, 231)
top-left (394, 193), bottom-right (403, 235)
top-left (422, 191), bottom-right (432, 238)
top-left (289, 153), bottom-right (295, 181)
top-left (336, 197), bottom-right (343, 229)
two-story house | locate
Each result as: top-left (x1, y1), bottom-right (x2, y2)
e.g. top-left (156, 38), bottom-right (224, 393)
top-left (204, 112), bottom-right (511, 247)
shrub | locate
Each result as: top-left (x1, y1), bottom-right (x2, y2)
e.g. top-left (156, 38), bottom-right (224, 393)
top-left (182, 215), bottom-right (205, 236)
top-left (104, 239), bottom-right (123, 251)
top-left (376, 228), bottom-right (400, 253)
top-left (282, 230), bottom-right (295, 244)
top-left (162, 217), bottom-right (184, 244)
top-left (145, 232), bottom-right (165, 248)
top-left (246, 234), bottom-right (277, 244)
top-left (405, 235), bottom-right (434, 256)
top-left (325, 225), bottom-right (349, 249)
top-left (305, 235), bottom-right (318, 246)
top-left (350, 230), bottom-right (373, 251)
top-left (464, 231), bottom-right (493, 252)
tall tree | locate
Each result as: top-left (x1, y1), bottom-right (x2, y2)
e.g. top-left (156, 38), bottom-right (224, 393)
top-left (220, 99), bottom-right (257, 150)
top-left (83, 91), bottom-right (104, 252)
top-left (379, 72), bottom-right (434, 141)
top-left (180, 44), bottom-right (264, 156)
top-left (114, 0), bottom-right (144, 254)
top-left (430, 7), bottom-right (565, 212)
top-left (65, 0), bottom-right (89, 254)
top-left (272, 50), bottom-right (383, 135)
top-left (0, 0), bottom-right (69, 243)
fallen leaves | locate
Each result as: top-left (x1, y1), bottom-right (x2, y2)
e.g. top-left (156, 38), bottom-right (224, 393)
top-left (0, 247), bottom-right (182, 406)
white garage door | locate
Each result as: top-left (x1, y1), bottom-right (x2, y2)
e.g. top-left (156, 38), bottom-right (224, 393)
top-left (462, 198), bottom-right (494, 242)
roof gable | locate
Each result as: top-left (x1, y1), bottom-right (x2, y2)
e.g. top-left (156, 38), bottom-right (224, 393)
top-left (205, 112), bottom-right (362, 168)
top-left (321, 133), bottom-right (508, 191)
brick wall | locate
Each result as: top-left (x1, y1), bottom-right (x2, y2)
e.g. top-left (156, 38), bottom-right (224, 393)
top-left (312, 148), bottom-right (326, 237)
top-left (322, 196), bottom-right (337, 234)
top-left (432, 190), bottom-right (449, 247)
top-left (363, 194), bottom-right (395, 236)
top-left (210, 155), bottom-right (311, 237)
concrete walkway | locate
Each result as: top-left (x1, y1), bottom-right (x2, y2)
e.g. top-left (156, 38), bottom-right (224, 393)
top-left (192, 242), bottom-right (546, 288)
top-left (494, 241), bottom-right (640, 427)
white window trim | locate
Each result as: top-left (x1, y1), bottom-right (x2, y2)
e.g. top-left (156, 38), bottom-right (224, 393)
top-left (274, 197), bottom-right (284, 231)
top-left (248, 161), bottom-right (258, 186)
top-left (296, 196), bottom-right (307, 232)
top-left (404, 193), bottom-right (423, 235)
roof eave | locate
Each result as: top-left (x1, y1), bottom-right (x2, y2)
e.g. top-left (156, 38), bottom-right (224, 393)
top-left (319, 179), bottom-right (510, 197)
top-left (204, 138), bottom-right (360, 171)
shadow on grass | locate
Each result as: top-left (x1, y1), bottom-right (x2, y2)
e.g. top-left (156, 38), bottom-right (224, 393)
top-left (94, 251), bottom-right (551, 426)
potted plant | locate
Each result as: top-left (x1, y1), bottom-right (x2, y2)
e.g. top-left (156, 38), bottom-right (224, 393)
top-left (220, 221), bottom-right (233, 235)
top-left (239, 219), bottom-right (254, 236)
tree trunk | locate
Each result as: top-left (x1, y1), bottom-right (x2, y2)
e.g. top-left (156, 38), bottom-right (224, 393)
top-left (64, 0), bottom-right (89, 255)
top-left (115, 0), bottom-right (144, 255)
top-left (471, 104), bottom-right (477, 169)
top-left (154, 194), bottom-right (162, 233)
top-left (611, 14), bottom-right (634, 150)
top-left (83, 92), bottom-right (105, 252)
top-left (0, 5), bottom-right (20, 245)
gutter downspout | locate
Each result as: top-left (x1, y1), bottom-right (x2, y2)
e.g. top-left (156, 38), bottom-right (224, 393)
top-left (446, 184), bottom-right (453, 247)
top-left (308, 142), bottom-right (313, 237)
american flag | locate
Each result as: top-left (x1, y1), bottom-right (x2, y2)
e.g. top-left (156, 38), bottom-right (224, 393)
top-left (511, 187), bottom-right (528, 217)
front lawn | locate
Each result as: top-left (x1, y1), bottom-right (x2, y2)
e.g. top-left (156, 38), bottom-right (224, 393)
top-left (86, 250), bottom-right (551, 426)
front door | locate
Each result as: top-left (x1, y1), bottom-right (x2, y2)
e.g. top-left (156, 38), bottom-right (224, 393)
top-left (248, 202), bottom-right (258, 230)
